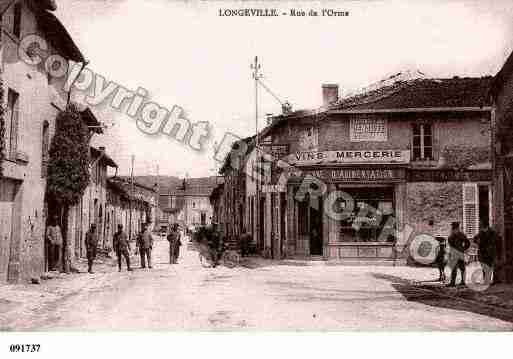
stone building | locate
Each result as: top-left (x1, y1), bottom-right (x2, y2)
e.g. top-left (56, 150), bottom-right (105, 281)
top-left (490, 50), bottom-right (513, 283)
top-left (248, 76), bottom-right (493, 262)
top-left (106, 177), bottom-right (158, 246)
top-left (65, 146), bottom-right (117, 262)
top-left (158, 177), bottom-right (217, 231)
top-left (0, 0), bottom-right (88, 282)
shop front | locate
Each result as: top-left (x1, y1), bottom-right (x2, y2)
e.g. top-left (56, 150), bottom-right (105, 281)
top-left (286, 167), bottom-right (407, 261)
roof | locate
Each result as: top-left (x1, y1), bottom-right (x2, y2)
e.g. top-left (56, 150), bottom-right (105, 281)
top-left (90, 147), bottom-right (117, 168)
top-left (259, 76), bottom-right (493, 142)
top-left (491, 50), bottom-right (513, 98)
top-left (108, 177), bottom-right (157, 203)
top-left (81, 108), bottom-right (103, 134)
top-left (34, 8), bottom-right (85, 62)
top-left (161, 176), bottom-right (220, 196)
top-left (330, 77), bottom-right (493, 110)
top-left (219, 135), bottom-right (255, 174)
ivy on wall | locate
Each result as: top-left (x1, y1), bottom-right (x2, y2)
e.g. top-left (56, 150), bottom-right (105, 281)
top-left (45, 103), bottom-right (91, 208)
top-left (0, 74), bottom-right (5, 177)
top-left (441, 145), bottom-right (490, 170)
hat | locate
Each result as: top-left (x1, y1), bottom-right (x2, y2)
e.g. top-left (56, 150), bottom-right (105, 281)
top-left (451, 222), bottom-right (459, 229)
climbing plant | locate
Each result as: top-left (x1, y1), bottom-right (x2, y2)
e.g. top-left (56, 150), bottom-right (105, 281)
top-left (45, 103), bottom-right (91, 208)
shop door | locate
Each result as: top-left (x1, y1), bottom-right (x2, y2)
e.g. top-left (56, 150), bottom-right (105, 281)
top-left (0, 180), bottom-right (16, 281)
top-left (280, 192), bottom-right (286, 258)
top-left (259, 196), bottom-right (265, 251)
top-left (309, 197), bottom-right (323, 256)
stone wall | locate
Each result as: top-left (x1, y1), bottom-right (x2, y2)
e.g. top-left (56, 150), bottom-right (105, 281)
top-left (406, 182), bottom-right (463, 237)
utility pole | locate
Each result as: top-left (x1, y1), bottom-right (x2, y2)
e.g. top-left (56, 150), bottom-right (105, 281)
top-left (251, 56), bottom-right (262, 252)
top-left (129, 155), bottom-right (134, 241)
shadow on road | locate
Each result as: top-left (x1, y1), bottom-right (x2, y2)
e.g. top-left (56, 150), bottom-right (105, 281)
top-left (372, 273), bottom-right (513, 324)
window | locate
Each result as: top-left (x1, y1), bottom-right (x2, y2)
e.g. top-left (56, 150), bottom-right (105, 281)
top-left (412, 123), bottom-right (433, 161)
top-left (42, 121), bottom-right (50, 177)
top-left (13, 2), bottom-right (22, 38)
top-left (6, 89), bottom-right (20, 160)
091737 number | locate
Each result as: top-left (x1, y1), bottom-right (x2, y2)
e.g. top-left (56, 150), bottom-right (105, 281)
top-left (9, 344), bottom-right (40, 353)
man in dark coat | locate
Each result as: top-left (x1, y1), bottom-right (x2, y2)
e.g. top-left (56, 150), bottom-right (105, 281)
top-left (474, 220), bottom-right (498, 285)
top-left (173, 225), bottom-right (182, 264)
top-left (137, 223), bottom-right (153, 269)
top-left (113, 224), bottom-right (132, 272)
top-left (447, 222), bottom-right (471, 287)
top-left (85, 224), bottom-right (98, 274)
top-left (167, 224), bottom-right (178, 264)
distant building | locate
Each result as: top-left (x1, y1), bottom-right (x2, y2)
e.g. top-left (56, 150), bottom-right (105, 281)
top-left (158, 177), bottom-right (218, 231)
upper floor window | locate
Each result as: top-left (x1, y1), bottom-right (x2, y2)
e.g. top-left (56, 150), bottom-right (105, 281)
top-left (5, 88), bottom-right (20, 160)
top-left (13, 2), bottom-right (22, 38)
top-left (412, 123), bottom-right (433, 161)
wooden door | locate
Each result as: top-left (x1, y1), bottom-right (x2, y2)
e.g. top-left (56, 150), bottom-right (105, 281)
top-left (0, 180), bottom-right (16, 280)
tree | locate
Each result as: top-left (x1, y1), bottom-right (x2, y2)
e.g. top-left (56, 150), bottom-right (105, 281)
top-left (46, 103), bottom-right (90, 207)
top-left (45, 103), bottom-right (91, 272)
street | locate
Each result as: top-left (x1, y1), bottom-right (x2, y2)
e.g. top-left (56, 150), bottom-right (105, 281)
top-left (1, 236), bottom-right (512, 331)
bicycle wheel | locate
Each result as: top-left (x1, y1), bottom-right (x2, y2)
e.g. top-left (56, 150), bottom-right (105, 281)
top-left (199, 252), bottom-right (212, 268)
top-left (222, 251), bottom-right (240, 268)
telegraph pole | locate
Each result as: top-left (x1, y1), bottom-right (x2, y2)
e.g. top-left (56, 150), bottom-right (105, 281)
top-left (251, 56), bottom-right (262, 251)
top-left (129, 155), bottom-right (134, 241)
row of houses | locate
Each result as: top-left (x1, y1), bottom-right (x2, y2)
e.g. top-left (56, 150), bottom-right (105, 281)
top-left (0, 0), bottom-right (157, 283)
top-left (213, 65), bottom-right (513, 281)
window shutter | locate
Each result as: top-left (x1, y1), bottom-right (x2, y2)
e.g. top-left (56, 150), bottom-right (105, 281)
top-left (462, 183), bottom-right (479, 238)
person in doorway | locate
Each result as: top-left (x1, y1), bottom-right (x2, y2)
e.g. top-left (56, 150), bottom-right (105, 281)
top-left (138, 223), bottom-right (153, 269)
top-left (240, 228), bottom-right (252, 257)
top-left (447, 222), bottom-right (471, 287)
top-left (46, 215), bottom-right (63, 272)
top-left (173, 224), bottom-right (182, 264)
top-left (474, 219), bottom-right (498, 285)
top-left (113, 224), bottom-right (132, 272)
top-left (85, 224), bottom-right (98, 274)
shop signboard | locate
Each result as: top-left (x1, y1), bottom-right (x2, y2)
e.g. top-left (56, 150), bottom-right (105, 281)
top-left (287, 149), bottom-right (410, 165)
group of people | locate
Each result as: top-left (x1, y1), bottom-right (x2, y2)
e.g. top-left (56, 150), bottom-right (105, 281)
top-left (83, 222), bottom-right (155, 273)
top-left (434, 220), bottom-right (498, 287)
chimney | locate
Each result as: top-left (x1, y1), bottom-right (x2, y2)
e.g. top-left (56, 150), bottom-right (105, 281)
top-left (322, 84), bottom-right (339, 106)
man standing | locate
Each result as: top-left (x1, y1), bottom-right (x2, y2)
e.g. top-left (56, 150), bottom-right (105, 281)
top-left (85, 224), bottom-right (98, 274)
top-left (447, 222), bottom-right (471, 287)
top-left (240, 228), bottom-right (252, 257)
top-left (46, 215), bottom-right (63, 272)
top-left (113, 224), bottom-right (132, 272)
top-left (173, 225), bottom-right (182, 264)
top-left (474, 220), bottom-right (498, 285)
top-left (138, 223), bottom-right (153, 269)
top-left (167, 225), bottom-right (177, 264)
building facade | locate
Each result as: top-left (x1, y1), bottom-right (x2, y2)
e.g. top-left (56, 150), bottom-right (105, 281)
top-left (0, 0), bottom-right (87, 282)
top-left (246, 77), bottom-right (493, 262)
top-left (65, 146), bottom-right (117, 263)
top-left (490, 51), bottom-right (513, 283)
top-left (158, 177), bottom-right (217, 231)
top-left (106, 177), bottom-right (158, 246)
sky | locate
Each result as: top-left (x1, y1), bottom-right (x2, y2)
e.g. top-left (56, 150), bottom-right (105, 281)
top-left (54, 0), bottom-right (513, 178)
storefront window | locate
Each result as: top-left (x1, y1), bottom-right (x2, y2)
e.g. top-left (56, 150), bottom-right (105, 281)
top-left (336, 187), bottom-right (396, 243)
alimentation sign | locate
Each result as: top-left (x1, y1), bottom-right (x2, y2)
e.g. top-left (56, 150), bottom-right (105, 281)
top-left (287, 149), bottom-right (410, 165)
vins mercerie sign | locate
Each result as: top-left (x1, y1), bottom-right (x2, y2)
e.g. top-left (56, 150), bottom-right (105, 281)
top-left (287, 150), bottom-right (410, 165)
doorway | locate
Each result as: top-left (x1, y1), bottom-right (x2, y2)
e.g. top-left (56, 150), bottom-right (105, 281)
top-left (309, 197), bottom-right (323, 255)
top-left (478, 185), bottom-right (490, 226)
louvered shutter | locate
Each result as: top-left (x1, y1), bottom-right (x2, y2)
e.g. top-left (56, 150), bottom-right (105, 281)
top-left (462, 183), bottom-right (479, 238)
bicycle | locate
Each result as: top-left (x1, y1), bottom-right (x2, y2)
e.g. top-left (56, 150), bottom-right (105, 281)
top-left (197, 242), bottom-right (216, 268)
